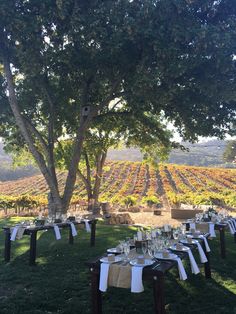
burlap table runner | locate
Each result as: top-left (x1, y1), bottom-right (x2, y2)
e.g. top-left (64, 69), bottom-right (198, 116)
top-left (108, 263), bottom-right (132, 288)
top-left (195, 223), bottom-right (209, 234)
top-left (108, 250), bottom-right (150, 289)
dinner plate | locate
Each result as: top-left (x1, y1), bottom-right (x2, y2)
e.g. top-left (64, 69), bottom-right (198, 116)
top-left (107, 247), bottom-right (122, 254)
top-left (180, 239), bottom-right (198, 245)
top-left (154, 252), bottom-right (178, 260)
top-left (169, 245), bottom-right (189, 252)
top-left (192, 234), bottom-right (204, 238)
top-left (129, 259), bottom-right (154, 267)
top-left (100, 256), bottom-right (123, 264)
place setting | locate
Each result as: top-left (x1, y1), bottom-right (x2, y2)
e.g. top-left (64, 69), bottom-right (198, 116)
top-left (99, 227), bottom-right (198, 295)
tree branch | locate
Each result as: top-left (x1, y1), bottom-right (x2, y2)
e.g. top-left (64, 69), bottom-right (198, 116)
top-left (23, 116), bottom-right (49, 157)
top-left (0, 30), bottom-right (61, 203)
top-left (62, 77), bottom-right (122, 209)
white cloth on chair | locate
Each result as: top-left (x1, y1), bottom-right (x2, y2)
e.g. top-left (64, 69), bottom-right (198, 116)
top-left (84, 219), bottom-right (91, 233)
top-left (69, 222), bottom-right (77, 236)
top-left (53, 225), bottom-right (61, 240)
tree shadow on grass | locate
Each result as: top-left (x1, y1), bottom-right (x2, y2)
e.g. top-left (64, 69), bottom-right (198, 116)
top-left (0, 223), bottom-right (235, 314)
top-left (0, 224), bottom-right (138, 314)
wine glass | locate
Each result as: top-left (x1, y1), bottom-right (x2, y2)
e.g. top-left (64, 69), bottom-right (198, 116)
top-left (119, 240), bottom-right (125, 253)
top-left (148, 244), bottom-right (156, 259)
top-left (173, 229), bottom-right (179, 242)
top-left (141, 241), bottom-right (148, 256)
top-left (61, 214), bottom-right (67, 222)
top-left (123, 242), bottom-right (130, 261)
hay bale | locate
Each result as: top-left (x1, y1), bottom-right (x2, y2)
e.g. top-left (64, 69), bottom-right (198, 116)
top-left (118, 207), bottom-right (127, 212)
top-left (108, 213), bottom-right (134, 225)
top-left (143, 207), bottom-right (154, 213)
top-left (128, 206), bottom-right (140, 213)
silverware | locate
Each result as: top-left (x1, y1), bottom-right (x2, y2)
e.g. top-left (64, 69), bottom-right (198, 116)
top-left (152, 263), bottom-right (160, 269)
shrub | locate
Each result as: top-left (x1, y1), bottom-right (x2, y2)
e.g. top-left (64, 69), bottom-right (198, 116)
top-left (142, 195), bottom-right (160, 207)
top-left (122, 195), bottom-right (137, 208)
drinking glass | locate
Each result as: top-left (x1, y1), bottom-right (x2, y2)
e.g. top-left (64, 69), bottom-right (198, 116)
top-left (145, 231), bottom-right (151, 241)
top-left (119, 240), bottom-right (125, 253)
top-left (173, 229), bottom-right (179, 241)
top-left (123, 242), bottom-right (130, 261)
top-left (157, 228), bottom-right (162, 236)
top-left (148, 244), bottom-right (156, 259)
top-left (141, 241), bottom-right (148, 256)
top-left (125, 237), bottom-right (131, 245)
top-left (61, 214), bottom-right (67, 222)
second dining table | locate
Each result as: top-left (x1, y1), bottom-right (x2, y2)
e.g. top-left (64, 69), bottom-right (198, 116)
top-left (3, 219), bottom-right (97, 266)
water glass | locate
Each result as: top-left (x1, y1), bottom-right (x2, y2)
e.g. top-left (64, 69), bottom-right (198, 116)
top-left (141, 241), bottom-right (148, 256)
top-left (148, 244), bottom-right (156, 259)
top-left (123, 242), bottom-right (130, 261)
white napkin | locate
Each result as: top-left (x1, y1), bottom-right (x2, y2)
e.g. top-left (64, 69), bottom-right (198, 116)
top-left (186, 248), bottom-right (200, 275)
top-left (84, 219), bottom-right (91, 233)
top-left (199, 235), bottom-right (210, 252)
top-left (227, 221), bottom-right (235, 234)
top-left (231, 219), bottom-right (236, 230)
top-left (195, 241), bottom-right (208, 263)
top-left (99, 263), bottom-right (110, 292)
top-left (10, 226), bottom-right (20, 241)
top-left (174, 257), bottom-right (187, 280)
top-left (16, 227), bottom-right (26, 239)
top-left (209, 223), bottom-right (216, 237)
top-left (53, 225), bottom-right (61, 240)
top-left (137, 231), bottom-right (142, 241)
top-left (190, 222), bottom-right (196, 230)
top-left (229, 219), bottom-right (236, 232)
top-left (131, 266), bottom-right (144, 293)
top-left (69, 222), bottom-right (77, 237)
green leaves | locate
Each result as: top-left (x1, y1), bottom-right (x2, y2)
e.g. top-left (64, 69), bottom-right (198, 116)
top-left (0, 0), bottom-right (236, 211)
top-left (223, 140), bottom-right (236, 163)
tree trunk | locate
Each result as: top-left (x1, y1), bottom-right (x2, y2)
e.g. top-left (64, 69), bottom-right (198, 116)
top-left (77, 166), bottom-right (93, 211)
top-left (92, 151), bottom-right (107, 214)
top-left (0, 45), bottom-right (63, 215)
top-left (1, 32), bottom-right (118, 216)
top-left (62, 113), bottom-right (96, 211)
top-left (48, 193), bottom-right (64, 217)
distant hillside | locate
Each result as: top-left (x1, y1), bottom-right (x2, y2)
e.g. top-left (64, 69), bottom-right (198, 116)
top-left (108, 140), bottom-right (231, 167)
top-left (169, 140), bottom-right (227, 167)
top-left (0, 143), bottom-right (11, 162)
top-left (0, 143), bottom-right (39, 181)
top-left (0, 139), bottom-right (233, 182)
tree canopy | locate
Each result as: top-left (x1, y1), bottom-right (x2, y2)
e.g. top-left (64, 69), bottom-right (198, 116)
top-left (0, 0), bottom-right (236, 214)
top-left (223, 140), bottom-right (236, 163)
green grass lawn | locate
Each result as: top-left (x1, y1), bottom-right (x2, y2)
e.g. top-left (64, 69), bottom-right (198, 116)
top-left (0, 217), bottom-right (235, 314)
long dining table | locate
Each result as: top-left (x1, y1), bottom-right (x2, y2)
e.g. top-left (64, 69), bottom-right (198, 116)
top-left (184, 222), bottom-right (228, 258)
top-left (86, 234), bottom-right (211, 314)
top-left (3, 219), bottom-right (97, 266)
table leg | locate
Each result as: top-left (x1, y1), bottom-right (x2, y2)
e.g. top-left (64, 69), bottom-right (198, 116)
top-left (185, 223), bottom-right (190, 231)
top-left (4, 228), bottom-right (11, 262)
top-left (202, 241), bottom-right (211, 279)
top-left (91, 269), bottom-right (102, 314)
top-left (219, 228), bottom-right (226, 259)
top-left (29, 231), bottom-right (37, 266)
top-left (68, 226), bottom-right (74, 245)
top-left (153, 274), bottom-right (165, 314)
top-left (90, 221), bottom-right (96, 247)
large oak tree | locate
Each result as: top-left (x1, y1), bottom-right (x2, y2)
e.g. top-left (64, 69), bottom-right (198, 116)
top-left (0, 0), bottom-right (236, 215)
